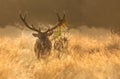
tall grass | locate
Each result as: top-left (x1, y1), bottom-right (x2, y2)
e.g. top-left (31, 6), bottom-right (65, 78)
top-left (0, 27), bottom-right (120, 79)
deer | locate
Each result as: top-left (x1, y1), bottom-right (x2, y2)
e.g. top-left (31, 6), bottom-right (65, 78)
top-left (19, 12), bottom-right (66, 59)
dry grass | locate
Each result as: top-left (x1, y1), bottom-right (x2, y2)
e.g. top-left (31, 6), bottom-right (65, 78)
top-left (0, 27), bottom-right (120, 79)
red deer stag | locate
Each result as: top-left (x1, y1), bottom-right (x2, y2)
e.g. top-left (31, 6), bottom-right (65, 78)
top-left (19, 13), bottom-right (66, 59)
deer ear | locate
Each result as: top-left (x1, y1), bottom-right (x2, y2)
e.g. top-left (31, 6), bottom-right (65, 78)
top-left (32, 33), bottom-right (38, 37)
top-left (47, 31), bottom-right (53, 36)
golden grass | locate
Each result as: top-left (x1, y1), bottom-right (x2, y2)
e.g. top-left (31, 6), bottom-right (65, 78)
top-left (0, 29), bottom-right (120, 79)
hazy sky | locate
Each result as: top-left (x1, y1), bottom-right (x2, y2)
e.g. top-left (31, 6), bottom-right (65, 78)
top-left (0, 0), bottom-right (120, 28)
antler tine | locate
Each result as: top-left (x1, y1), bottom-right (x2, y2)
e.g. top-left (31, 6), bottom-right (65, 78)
top-left (19, 13), bottom-right (40, 32)
top-left (62, 12), bottom-right (66, 24)
top-left (56, 12), bottom-right (61, 22)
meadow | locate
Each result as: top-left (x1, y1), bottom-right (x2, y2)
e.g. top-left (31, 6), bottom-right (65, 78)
top-left (0, 26), bottom-right (120, 79)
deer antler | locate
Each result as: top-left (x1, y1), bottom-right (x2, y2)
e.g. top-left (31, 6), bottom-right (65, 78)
top-left (19, 13), bottom-right (40, 33)
top-left (45, 12), bottom-right (66, 33)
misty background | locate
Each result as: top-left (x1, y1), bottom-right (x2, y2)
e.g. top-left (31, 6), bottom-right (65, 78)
top-left (0, 0), bottom-right (120, 29)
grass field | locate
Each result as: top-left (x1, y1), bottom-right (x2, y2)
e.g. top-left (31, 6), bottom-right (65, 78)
top-left (0, 26), bottom-right (120, 79)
